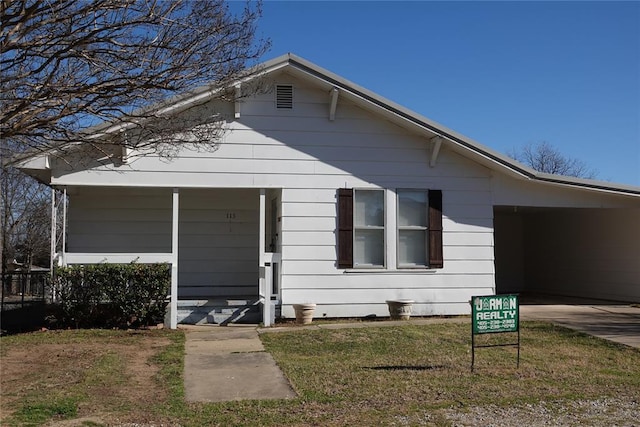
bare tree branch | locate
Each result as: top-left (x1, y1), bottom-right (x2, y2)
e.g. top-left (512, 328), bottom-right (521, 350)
top-left (508, 141), bottom-right (597, 179)
top-left (1, 0), bottom-right (270, 159)
top-left (1, 164), bottom-right (52, 273)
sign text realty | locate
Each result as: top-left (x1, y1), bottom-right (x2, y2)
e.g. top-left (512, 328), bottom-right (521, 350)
top-left (472, 295), bottom-right (519, 334)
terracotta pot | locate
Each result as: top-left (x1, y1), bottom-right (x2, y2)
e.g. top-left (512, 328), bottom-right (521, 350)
top-left (293, 303), bottom-right (316, 324)
top-left (386, 299), bottom-right (414, 320)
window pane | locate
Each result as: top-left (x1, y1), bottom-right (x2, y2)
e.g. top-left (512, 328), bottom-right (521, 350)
top-left (398, 191), bottom-right (426, 226)
top-left (354, 229), bottom-right (384, 266)
top-left (398, 230), bottom-right (426, 266)
top-left (354, 190), bottom-right (384, 226)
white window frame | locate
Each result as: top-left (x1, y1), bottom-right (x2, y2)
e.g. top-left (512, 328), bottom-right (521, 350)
top-left (353, 188), bottom-right (386, 268)
top-left (396, 189), bottom-right (429, 269)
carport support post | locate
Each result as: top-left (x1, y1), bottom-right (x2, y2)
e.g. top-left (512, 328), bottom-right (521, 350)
top-left (170, 188), bottom-right (179, 330)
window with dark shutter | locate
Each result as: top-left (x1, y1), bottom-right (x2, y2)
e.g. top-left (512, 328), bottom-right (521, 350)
top-left (337, 188), bottom-right (353, 268)
top-left (353, 189), bottom-right (385, 267)
top-left (428, 189), bottom-right (444, 268)
top-left (397, 190), bottom-right (428, 267)
top-left (338, 188), bottom-right (442, 270)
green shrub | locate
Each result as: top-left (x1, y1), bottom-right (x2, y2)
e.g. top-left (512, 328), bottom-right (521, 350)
top-left (51, 263), bottom-right (170, 328)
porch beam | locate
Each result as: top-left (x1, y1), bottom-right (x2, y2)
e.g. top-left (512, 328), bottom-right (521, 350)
top-left (170, 188), bottom-right (179, 329)
top-left (64, 253), bottom-right (173, 264)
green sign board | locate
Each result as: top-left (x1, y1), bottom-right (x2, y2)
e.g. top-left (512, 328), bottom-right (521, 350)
top-left (472, 295), bottom-right (519, 334)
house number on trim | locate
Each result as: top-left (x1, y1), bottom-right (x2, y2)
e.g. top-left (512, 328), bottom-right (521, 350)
top-left (226, 212), bottom-right (236, 220)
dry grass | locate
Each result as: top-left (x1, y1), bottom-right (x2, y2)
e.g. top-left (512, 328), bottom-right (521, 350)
top-left (1, 322), bottom-right (638, 426)
top-left (258, 322), bottom-right (640, 425)
top-left (0, 329), bottom-right (174, 426)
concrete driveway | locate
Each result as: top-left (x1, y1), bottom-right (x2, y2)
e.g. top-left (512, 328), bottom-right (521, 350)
top-left (520, 302), bottom-right (640, 349)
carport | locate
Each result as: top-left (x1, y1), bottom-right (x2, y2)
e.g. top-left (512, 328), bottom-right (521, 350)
top-left (489, 168), bottom-right (640, 304)
top-left (494, 205), bottom-right (640, 302)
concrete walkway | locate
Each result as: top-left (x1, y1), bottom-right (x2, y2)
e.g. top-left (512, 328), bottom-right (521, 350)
top-left (182, 303), bottom-right (640, 402)
top-left (182, 325), bottom-right (297, 402)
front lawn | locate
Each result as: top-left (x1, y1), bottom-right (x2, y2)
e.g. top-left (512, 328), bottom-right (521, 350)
top-left (1, 321), bottom-right (638, 426)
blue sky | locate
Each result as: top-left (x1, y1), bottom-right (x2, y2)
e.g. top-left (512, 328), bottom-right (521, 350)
top-left (251, 1), bottom-right (640, 186)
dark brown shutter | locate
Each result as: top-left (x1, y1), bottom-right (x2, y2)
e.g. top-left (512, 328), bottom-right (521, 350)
top-left (428, 190), bottom-right (443, 268)
top-left (337, 188), bottom-right (353, 268)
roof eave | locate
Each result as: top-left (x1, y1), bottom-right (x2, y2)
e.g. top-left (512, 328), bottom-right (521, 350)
top-left (282, 54), bottom-right (640, 198)
top-left (10, 53), bottom-right (640, 198)
top-left (532, 173), bottom-right (640, 197)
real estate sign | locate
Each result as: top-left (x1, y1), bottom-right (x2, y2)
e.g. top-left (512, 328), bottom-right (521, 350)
top-left (471, 294), bottom-right (519, 334)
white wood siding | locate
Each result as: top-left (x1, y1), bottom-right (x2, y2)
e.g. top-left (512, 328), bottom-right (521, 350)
top-left (66, 187), bottom-right (172, 253)
top-left (56, 72), bottom-right (497, 317)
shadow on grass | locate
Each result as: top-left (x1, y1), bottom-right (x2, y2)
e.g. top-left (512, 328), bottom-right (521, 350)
top-left (364, 365), bottom-right (446, 371)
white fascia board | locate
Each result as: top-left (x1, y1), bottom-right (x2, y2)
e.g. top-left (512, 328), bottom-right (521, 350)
top-left (89, 56), bottom-right (294, 139)
top-left (155, 54), bottom-right (292, 117)
top-left (531, 173), bottom-right (640, 198)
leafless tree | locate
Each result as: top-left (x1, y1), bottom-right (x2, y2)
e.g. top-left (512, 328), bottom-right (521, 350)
top-left (509, 141), bottom-right (597, 179)
top-left (0, 164), bottom-right (52, 274)
top-left (1, 0), bottom-right (270, 159)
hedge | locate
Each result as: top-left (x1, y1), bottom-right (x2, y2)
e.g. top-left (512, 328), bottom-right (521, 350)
top-left (50, 263), bottom-right (170, 328)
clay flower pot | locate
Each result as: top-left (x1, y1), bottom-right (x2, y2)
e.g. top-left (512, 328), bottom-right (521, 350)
top-left (293, 303), bottom-right (316, 324)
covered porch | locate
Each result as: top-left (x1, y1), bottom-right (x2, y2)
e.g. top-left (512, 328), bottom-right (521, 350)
top-left (53, 186), bottom-right (282, 328)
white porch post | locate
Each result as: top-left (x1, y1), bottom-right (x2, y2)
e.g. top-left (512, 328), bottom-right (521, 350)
top-left (50, 188), bottom-right (56, 273)
top-left (259, 189), bottom-right (266, 267)
top-left (170, 188), bottom-right (179, 329)
top-left (259, 189), bottom-right (272, 326)
top-left (49, 188), bottom-right (57, 303)
top-left (61, 187), bottom-right (67, 266)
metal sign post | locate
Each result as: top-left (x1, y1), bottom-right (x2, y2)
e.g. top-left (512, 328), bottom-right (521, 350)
top-left (470, 294), bottom-right (520, 372)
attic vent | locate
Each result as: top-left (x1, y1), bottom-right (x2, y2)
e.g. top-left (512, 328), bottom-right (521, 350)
top-left (276, 85), bottom-right (293, 109)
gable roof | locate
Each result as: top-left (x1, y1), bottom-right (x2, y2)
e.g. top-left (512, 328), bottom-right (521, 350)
top-left (262, 54), bottom-right (640, 197)
top-left (12, 53), bottom-right (640, 197)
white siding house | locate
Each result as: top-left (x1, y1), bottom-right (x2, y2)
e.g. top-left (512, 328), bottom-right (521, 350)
top-left (16, 54), bottom-right (640, 327)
